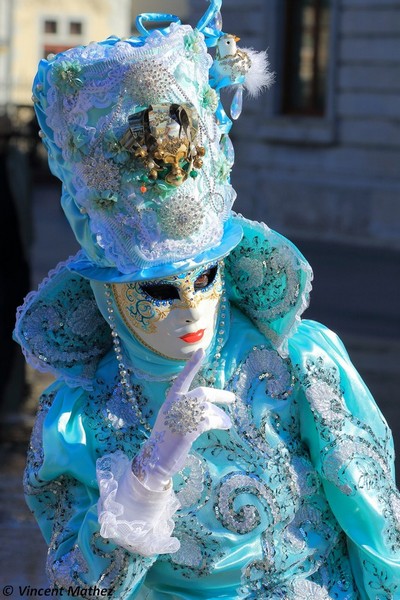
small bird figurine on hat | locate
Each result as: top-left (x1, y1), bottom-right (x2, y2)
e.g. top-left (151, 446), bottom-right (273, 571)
top-left (212, 34), bottom-right (251, 80)
top-left (210, 33), bottom-right (274, 121)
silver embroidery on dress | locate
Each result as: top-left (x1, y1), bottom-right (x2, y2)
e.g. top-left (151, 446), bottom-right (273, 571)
top-left (215, 472), bottom-right (280, 534)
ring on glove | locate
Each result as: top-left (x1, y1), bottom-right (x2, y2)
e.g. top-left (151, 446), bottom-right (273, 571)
top-left (163, 394), bottom-right (206, 435)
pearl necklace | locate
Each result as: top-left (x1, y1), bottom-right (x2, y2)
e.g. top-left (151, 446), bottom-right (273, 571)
top-left (105, 284), bottom-right (152, 433)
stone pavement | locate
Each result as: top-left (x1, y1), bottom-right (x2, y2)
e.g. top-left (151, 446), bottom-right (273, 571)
top-left (0, 180), bottom-right (399, 595)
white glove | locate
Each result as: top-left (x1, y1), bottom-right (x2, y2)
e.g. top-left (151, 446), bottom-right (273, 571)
top-left (132, 348), bottom-right (234, 491)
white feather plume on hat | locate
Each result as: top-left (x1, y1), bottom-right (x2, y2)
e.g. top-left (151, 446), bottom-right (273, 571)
top-left (240, 47), bottom-right (275, 97)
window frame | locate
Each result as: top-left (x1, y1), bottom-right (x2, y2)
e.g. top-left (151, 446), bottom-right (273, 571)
top-left (43, 19), bottom-right (58, 35)
top-left (281, 0), bottom-right (331, 117)
top-left (69, 21), bottom-right (83, 36)
top-left (260, 0), bottom-right (339, 146)
top-left (41, 15), bottom-right (86, 57)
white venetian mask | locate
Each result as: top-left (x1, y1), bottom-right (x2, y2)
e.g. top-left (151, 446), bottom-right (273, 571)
top-left (111, 262), bottom-right (223, 360)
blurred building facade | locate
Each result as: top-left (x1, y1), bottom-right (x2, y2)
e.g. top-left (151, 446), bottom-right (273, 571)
top-left (191, 0), bottom-right (400, 249)
top-left (0, 0), bottom-right (189, 114)
top-left (0, 0), bottom-right (131, 112)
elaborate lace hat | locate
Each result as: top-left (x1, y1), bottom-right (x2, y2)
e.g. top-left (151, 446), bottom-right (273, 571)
top-left (31, 1), bottom-right (273, 282)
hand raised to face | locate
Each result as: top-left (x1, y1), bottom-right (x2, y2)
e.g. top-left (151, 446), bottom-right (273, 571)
top-left (132, 348), bottom-right (235, 490)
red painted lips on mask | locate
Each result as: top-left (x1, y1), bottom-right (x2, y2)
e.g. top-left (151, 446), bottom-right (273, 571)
top-left (179, 329), bottom-right (205, 344)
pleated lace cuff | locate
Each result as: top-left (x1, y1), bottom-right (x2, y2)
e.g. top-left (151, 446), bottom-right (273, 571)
top-left (97, 451), bottom-right (180, 557)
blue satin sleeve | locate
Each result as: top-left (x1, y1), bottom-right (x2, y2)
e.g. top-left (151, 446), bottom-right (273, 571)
top-left (288, 319), bottom-right (400, 599)
top-left (23, 380), bottom-right (154, 597)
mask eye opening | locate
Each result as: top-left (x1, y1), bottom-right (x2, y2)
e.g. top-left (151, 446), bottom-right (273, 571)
top-left (140, 283), bottom-right (180, 302)
top-left (194, 264), bottom-right (218, 291)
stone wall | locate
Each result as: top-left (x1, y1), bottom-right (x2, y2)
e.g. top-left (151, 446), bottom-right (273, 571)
top-left (191, 0), bottom-right (400, 248)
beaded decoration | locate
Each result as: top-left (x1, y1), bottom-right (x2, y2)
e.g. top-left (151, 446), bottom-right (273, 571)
top-left (163, 395), bottom-right (207, 435)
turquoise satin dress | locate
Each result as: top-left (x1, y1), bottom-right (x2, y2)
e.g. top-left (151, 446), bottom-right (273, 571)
top-left (17, 218), bottom-right (400, 599)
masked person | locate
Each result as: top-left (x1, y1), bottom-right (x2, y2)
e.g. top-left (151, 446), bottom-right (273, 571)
top-left (15, 2), bottom-right (400, 598)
